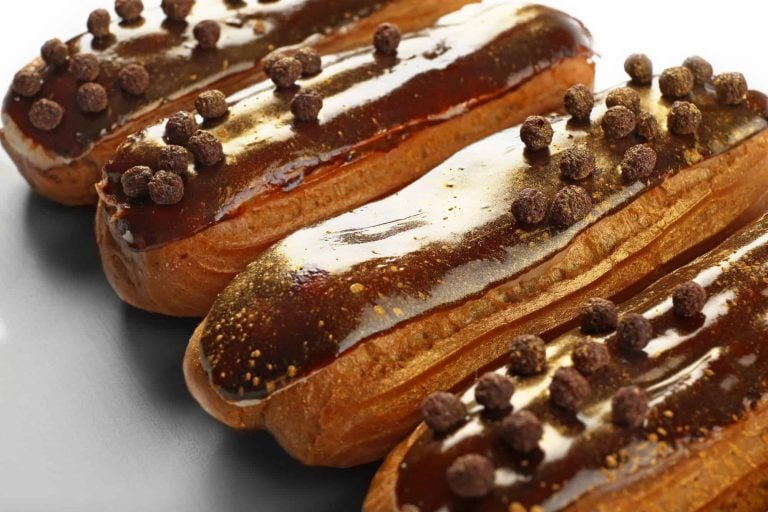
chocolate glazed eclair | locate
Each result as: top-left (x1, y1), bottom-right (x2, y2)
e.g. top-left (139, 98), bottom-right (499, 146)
top-left (96, 0), bottom-right (595, 316)
top-left (367, 211), bottom-right (768, 512)
top-left (184, 60), bottom-right (768, 467)
top-left (1, 0), bottom-right (467, 205)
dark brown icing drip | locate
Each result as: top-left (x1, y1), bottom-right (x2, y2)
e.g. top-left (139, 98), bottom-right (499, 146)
top-left (2, 0), bottom-right (391, 158)
top-left (394, 213), bottom-right (768, 512)
top-left (198, 77), bottom-right (767, 402)
top-left (98, 2), bottom-right (593, 249)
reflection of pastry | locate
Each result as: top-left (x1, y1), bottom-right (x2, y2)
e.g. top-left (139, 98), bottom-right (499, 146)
top-left (184, 64), bottom-right (768, 467)
top-left (367, 211), bottom-right (768, 512)
top-left (96, 1), bottom-right (594, 317)
top-left (1, 0), bottom-right (450, 205)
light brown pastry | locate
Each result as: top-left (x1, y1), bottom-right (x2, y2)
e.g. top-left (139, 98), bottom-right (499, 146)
top-left (184, 70), bottom-right (768, 467)
top-left (1, 0), bottom-right (468, 205)
top-left (96, 1), bottom-right (594, 316)
top-left (366, 212), bottom-right (768, 512)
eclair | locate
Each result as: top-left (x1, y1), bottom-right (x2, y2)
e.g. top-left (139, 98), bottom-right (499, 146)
top-left (96, 0), bottom-right (595, 316)
top-left (184, 62), bottom-right (768, 467)
top-left (366, 211), bottom-right (768, 512)
top-left (1, 0), bottom-right (470, 205)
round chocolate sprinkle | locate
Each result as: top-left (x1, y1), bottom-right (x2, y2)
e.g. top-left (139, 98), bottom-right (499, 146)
top-left (563, 83), bottom-right (594, 120)
top-left (520, 115), bottom-right (553, 151)
top-left (29, 99), bottom-right (64, 131)
top-left (558, 146), bottom-right (594, 181)
top-left (76, 82), bottom-right (108, 113)
top-left (474, 372), bottom-right (514, 411)
top-left (636, 111), bottom-right (659, 141)
top-left (550, 185), bottom-right (591, 228)
top-left (581, 298), bottom-right (618, 335)
top-left (291, 89), bottom-right (323, 122)
top-left (69, 54), bottom-right (100, 82)
top-left (659, 66), bottom-right (694, 99)
top-left (617, 313), bottom-right (653, 351)
top-left (158, 145), bottom-right (189, 174)
top-left (683, 56), bottom-right (713, 85)
top-left (373, 22), bottom-right (401, 55)
top-left (195, 89), bottom-right (228, 120)
top-left (549, 367), bottom-right (590, 411)
top-left (295, 47), bottom-right (322, 76)
top-left (667, 101), bottom-right (702, 135)
top-left (270, 57), bottom-right (302, 89)
top-left (672, 281), bottom-right (707, 318)
top-left (508, 334), bottom-right (546, 376)
top-left (161, 0), bottom-right (194, 22)
top-left (500, 410), bottom-right (543, 453)
top-left (165, 111), bottom-right (197, 145)
top-left (121, 165), bottom-right (153, 198)
top-left (571, 340), bottom-right (610, 375)
top-left (41, 38), bottom-right (69, 67)
top-left (421, 391), bottom-right (466, 433)
top-left (601, 105), bottom-right (636, 139)
top-left (714, 72), bottom-right (748, 105)
top-left (606, 86), bottom-right (641, 113)
top-left (611, 385), bottom-right (649, 428)
top-left (12, 69), bottom-right (42, 97)
top-left (188, 130), bottom-right (224, 166)
top-left (194, 20), bottom-right (221, 49)
top-left (511, 188), bottom-right (547, 225)
top-left (149, 170), bottom-right (184, 205)
top-left (445, 454), bottom-right (494, 499)
top-left (624, 54), bottom-right (653, 85)
top-left (620, 144), bottom-right (657, 182)
top-left (115, 0), bottom-right (144, 22)
top-left (119, 64), bottom-right (150, 95)
top-left (87, 9), bottom-right (111, 38)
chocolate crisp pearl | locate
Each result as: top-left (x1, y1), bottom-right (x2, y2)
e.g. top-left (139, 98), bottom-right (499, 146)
top-left (558, 146), bottom-right (595, 181)
top-left (77, 82), bottom-right (109, 113)
top-left (12, 69), bottom-right (42, 97)
top-left (668, 101), bottom-right (702, 135)
top-left (165, 111), bottom-right (198, 145)
top-left (41, 38), bottom-right (69, 67)
top-left (683, 56), bottom-right (713, 85)
top-left (601, 106), bottom-right (636, 139)
top-left (500, 410), bottom-right (543, 452)
top-left (672, 281), bottom-right (707, 318)
top-left (295, 47), bottom-right (322, 76)
top-left (612, 386), bottom-right (649, 428)
top-left (188, 130), bottom-right (224, 166)
top-left (115, 0), bottom-right (145, 23)
top-left (550, 185), bottom-right (591, 227)
top-left (606, 86), bottom-right (641, 113)
top-left (69, 54), bottom-right (100, 82)
top-left (563, 83), bottom-right (594, 120)
top-left (624, 53), bottom-right (652, 85)
top-left (195, 90), bottom-right (228, 120)
top-left (580, 297), bottom-right (618, 334)
top-left (659, 67), bottom-right (694, 99)
top-left (291, 89), bottom-right (323, 122)
top-left (445, 454), bottom-right (495, 499)
top-left (421, 391), bottom-right (466, 433)
top-left (118, 64), bottom-right (150, 95)
top-left (714, 72), bottom-right (748, 105)
top-left (149, 170), bottom-right (185, 205)
top-left (636, 111), bottom-right (659, 140)
top-left (549, 367), bottom-right (590, 411)
top-left (620, 144), bottom-right (657, 182)
top-left (270, 57), bottom-right (302, 89)
top-left (158, 145), bottom-right (190, 174)
top-left (474, 373), bottom-right (514, 410)
top-left (511, 188), bottom-right (547, 225)
top-left (162, 0), bottom-right (194, 21)
top-left (508, 334), bottom-right (546, 376)
top-left (29, 99), bottom-right (64, 131)
top-left (194, 20), bottom-right (221, 49)
top-left (520, 115), bottom-right (553, 151)
top-left (617, 313), bottom-right (653, 350)
top-left (121, 165), bottom-right (153, 198)
top-left (87, 9), bottom-right (111, 38)
top-left (373, 23), bottom-right (401, 55)
top-left (571, 340), bottom-right (610, 375)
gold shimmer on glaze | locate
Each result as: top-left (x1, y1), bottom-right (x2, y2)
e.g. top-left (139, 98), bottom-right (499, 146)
top-left (197, 79), bottom-right (768, 402)
top-left (98, 1), bottom-right (593, 248)
top-left (2, 0), bottom-right (393, 158)
top-left (394, 213), bottom-right (768, 512)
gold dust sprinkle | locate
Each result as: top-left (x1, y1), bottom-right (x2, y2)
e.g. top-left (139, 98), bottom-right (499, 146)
top-left (350, 283), bottom-right (365, 294)
top-left (287, 365), bottom-right (298, 378)
top-left (374, 305), bottom-right (386, 316)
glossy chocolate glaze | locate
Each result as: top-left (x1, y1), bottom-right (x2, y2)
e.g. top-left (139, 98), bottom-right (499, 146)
top-left (394, 213), bottom-right (768, 512)
top-left (99, 1), bottom-right (593, 249)
top-left (2, 0), bottom-right (392, 158)
top-left (198, 77), bottom-right (767, 403)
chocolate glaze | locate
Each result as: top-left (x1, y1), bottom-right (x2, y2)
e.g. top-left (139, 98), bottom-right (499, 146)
top-left (98, 1), bottom-right (593, 249)
top-left (395, 212), bottom-right (768, 512)
top-left (198, 77), bottom-right (768, 402)
top-left (2, 0), bottom-right (393, 158)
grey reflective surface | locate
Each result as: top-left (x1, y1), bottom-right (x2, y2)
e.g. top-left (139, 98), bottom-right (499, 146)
top-left (0, 163), bottom-right (375, 511)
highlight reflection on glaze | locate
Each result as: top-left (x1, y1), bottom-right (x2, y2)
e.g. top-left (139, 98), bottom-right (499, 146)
top-left (395, 214), bottom-right (768, 511)
top-left (198, 77), bottom-right (767, 402)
